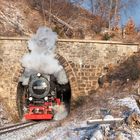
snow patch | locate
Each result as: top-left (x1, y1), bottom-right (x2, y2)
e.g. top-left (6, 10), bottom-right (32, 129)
top-left (91, 129), bottom-right (103, 140)
top-left (53, 104), bottom-right (68, 121)
top-left (117, 96), bottom-right (140, 114)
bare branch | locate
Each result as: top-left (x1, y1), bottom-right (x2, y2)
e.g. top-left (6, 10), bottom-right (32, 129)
top-left (44, 10), bottom-right (74, 30)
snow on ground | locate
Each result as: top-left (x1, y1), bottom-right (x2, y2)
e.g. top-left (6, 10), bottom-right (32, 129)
top-left (37, 116), bottom-right (140, 140)
top-left (116, 96), bottom-right (140, 114)
top-left (37, 96), bottom-right (140, 140)
top-left (0, 121), bottom-right (59, 140)
top-left (0, 94), bottom-right (140, 140)
top-left (38, 121), bottom-right (100, 140)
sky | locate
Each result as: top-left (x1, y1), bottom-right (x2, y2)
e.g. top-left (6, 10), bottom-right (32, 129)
top-left (121, 3), bottom-right (140, 27)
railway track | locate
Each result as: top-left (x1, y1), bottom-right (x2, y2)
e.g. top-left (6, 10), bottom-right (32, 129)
top-left (0, 121), bottom-right (38, 135)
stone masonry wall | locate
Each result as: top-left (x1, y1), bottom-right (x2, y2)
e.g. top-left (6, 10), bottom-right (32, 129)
top-left (0, 38), bottom-right (139, 119)
top-left (0, 40), bottom-right (27, 119)
top-left (57, 40), bottom-right (138, 96)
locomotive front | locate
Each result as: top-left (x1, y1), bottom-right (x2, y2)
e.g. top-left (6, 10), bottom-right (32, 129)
top-left (17, 72), bottom-right (70, 120)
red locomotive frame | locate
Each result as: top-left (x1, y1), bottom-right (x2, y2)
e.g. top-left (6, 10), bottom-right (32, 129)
top-left (24, 98), bottom-right (61, 120)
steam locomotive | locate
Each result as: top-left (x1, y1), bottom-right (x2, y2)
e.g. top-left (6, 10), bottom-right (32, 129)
top-left (17, 72), bottom-right (71, 120)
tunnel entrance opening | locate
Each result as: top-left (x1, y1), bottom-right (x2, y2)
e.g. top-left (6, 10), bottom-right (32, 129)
top-left (16, 55), bottom-right (80, 121)
top-left (16, 74), bottom-right (71, 120)
top-left (57, 82), bottom-right (71, 113)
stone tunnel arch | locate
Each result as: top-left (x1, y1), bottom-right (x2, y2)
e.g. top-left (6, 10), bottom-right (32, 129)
top-left (7, 51), bottom-right (80, 121)
top-left (56, 54), bottom-right (80, 105)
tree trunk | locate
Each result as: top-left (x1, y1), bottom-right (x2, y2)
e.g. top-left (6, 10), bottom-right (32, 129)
top-left (109, 0), bottom-right (113, 30)
top-left (114, 0), bottom-right (119, 27)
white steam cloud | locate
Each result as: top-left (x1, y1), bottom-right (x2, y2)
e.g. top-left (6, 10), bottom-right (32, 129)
top-left (21, 26), bottom-right (68, 85)
top-left (52, 104), bottom-right (68, 120)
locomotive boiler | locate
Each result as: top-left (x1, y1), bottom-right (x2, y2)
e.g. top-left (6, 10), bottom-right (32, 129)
top-left (17, 72), bottom-right (71, 120)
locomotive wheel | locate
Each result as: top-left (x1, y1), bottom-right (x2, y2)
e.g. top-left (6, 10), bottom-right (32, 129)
top-left (16, 82), bottom-right (26, 120)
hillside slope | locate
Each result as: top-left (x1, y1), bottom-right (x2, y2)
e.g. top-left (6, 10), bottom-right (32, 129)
top-left (0, 0), bottom-right (44, 36)
top-left (0, 0), bottom-right (99, 38)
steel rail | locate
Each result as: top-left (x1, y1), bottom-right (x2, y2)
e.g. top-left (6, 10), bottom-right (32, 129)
top-left (0, 121), bottom-right (38, 135)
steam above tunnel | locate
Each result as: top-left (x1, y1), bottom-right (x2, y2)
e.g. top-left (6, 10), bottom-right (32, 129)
top-left (21, 26), bottom-right (68, 85)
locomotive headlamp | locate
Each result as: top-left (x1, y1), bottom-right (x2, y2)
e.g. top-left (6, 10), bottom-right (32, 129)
top-left (29, 96), bottom-right (33, 101)
top-left (37, 73), bottom-right (41, 77)
top-left (44, 97), bottom-right (48, 101)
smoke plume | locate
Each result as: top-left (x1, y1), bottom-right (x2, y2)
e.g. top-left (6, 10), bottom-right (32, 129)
top-left (21, 26), bottom-right (68, 84)
top-left (52, 104), bottom-right (68, 120)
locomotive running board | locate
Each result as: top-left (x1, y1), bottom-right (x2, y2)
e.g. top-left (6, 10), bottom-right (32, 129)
top-left (24, 114), bottom-right (53, 120)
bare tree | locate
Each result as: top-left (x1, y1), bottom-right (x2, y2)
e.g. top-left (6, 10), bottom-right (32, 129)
top-left (90, 0), bottom-right (94, 14)
top-left (27, 0), bottom-right (139, 38)
top-left (88, 0), bottom-right (138, 29)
